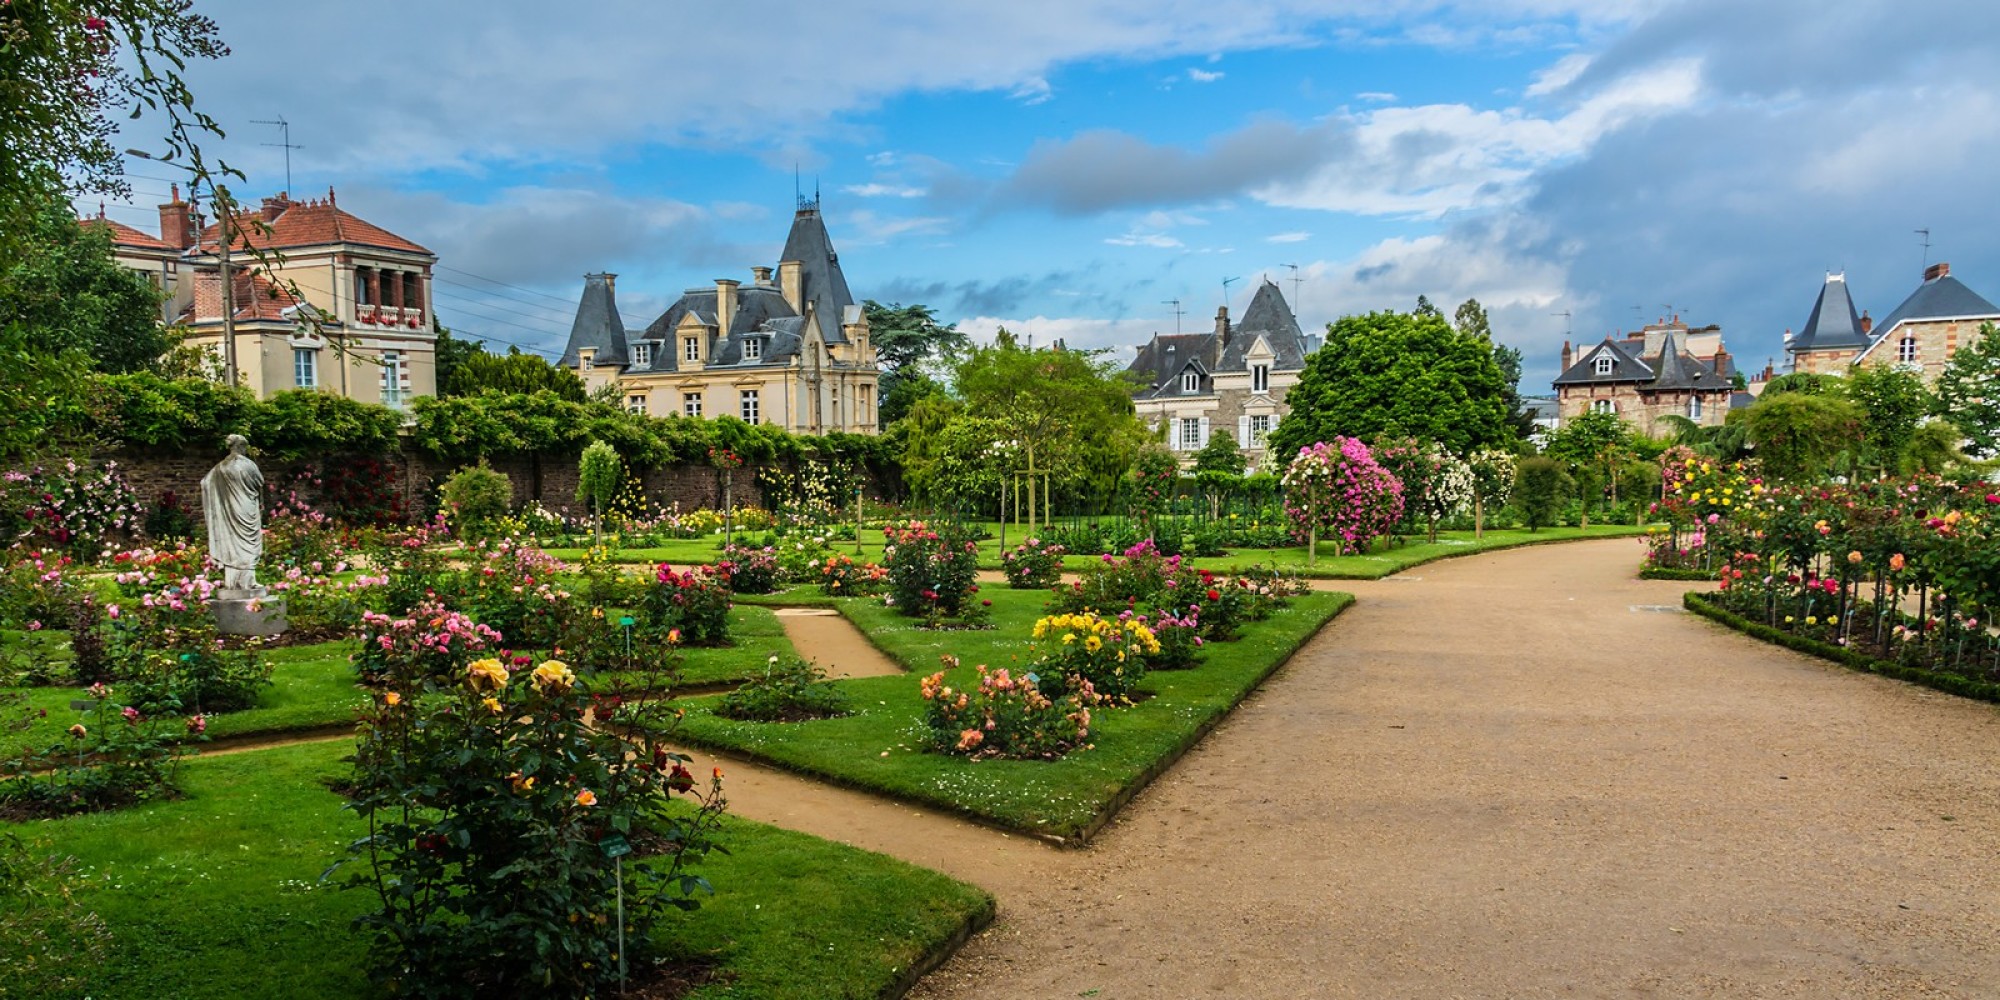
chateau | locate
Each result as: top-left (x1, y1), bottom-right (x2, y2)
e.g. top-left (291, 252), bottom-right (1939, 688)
top-left (1125, 279), bottom-right (1316, 468)
top-left (87, 188), bottom-right (439, 404)
top-left (1787, 263), bottom-right (1999, 382)
top-left (1552, 318), bottom-right (1742, 431)
top-left (559, 202), bottom-right (880, 434)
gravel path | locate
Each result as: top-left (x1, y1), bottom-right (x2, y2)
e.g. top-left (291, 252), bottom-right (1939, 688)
top-left (907, 537), bottom-right (2000, 999)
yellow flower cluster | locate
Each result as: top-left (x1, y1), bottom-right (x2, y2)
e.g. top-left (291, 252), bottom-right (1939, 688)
top-left (1031, 612), bottom-right (1163, 657)
top-left (466, 658), bottom-right (509, 692)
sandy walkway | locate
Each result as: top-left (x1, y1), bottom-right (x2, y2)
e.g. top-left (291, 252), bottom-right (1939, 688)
top-left (908, 537), bottom-right (2000, 999)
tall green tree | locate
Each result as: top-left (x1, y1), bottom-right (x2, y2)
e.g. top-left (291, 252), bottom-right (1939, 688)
top-left (863, 301), bottom-right (968, 427)
top-left (441, 340), bottom-right (586, 401)
top-left (1271, 309), bottom-right (1512, 458)
top-left (1735, 391), bottom-right (1865, 482)
top-left (1542, 409), bottom-right (1631, 525)
top-left (1844, 364), bottom-right (1935, 477)
top-left (948, 340), bottom-right (1147, 520)
top-left (1, 199), bottom-right (171, 374)
top-left (1451, 297), bottom-right (1534, 441)
top-left (1936, 322), bottom-right (2000, 458)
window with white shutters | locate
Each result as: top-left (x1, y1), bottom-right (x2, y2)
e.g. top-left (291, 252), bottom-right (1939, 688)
top-left (1179, 417), bottom-right (1201, 450)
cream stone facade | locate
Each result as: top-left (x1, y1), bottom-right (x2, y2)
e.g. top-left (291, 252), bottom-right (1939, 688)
top-left (94, 187), bottom-right (439, 404)
top-left (1126, 280), bottom-right (1316, 468)
top-left (560, 203), bottom-right (880, 435)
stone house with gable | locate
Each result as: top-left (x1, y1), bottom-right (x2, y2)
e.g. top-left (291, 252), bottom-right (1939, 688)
top-left (1125, 279), bottom-right (1317, 468)
top-left (88, 186), bottom-right (440, 404)
top-left (1552, 318), bottom-right (1740, 431)
top-left (559, 201), bottom-right (879, 435)
top-left (1845, 263), bottom-right (1999, 383)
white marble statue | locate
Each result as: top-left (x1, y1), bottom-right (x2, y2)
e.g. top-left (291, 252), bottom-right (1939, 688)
top-left (201, 434), bottom-right (265, 595)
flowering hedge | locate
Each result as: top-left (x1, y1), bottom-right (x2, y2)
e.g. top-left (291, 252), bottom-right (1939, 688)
top-left (919, 658), bottom-right (1092, 760)
top-left (882, 520), bottom-right (984, 625)
top-left (1030, 611), bottom-right (1160, 703)
top-left (1644, 448), bottom-right (1762, 574)
top-left (1001, 537), bottom-right (1066, 589)
top-left (0, 460), bottom-right (142, 560)
top-left (1281, 438), bottom-right (1404, 556)
top-left (638, 564), bottom-right (732, 647)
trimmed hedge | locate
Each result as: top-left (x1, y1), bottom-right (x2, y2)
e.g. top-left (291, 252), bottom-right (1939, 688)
top-left (1684, 591), bottom-right (2000, 703)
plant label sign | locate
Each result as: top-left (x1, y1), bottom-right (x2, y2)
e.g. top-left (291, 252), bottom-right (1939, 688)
top-left (599, 834), bottom-right (632, 859)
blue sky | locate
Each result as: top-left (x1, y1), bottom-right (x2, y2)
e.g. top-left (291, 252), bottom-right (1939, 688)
top-left (98, 0), bottom-right (2000, 387)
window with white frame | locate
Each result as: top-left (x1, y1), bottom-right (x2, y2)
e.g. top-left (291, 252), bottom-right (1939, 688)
top-left (627, 394), bottom-right (646, 414)
top-left (1252, 364), bottom-right (1269, 393)
top-left (579, 349), bottom-right (593, 372)
top-left (1591, 398), bottom-right (1615, 414)
top-left (1181, 370), bottom-right (1200, 393)
top-left (743, 337), bottom-right (762, 361)
top-left (683, 337), bottom-right (700, 362)
top-left (683, 392), bottom-right (702, 418)
top-left (1898, 335), bottom-right (1917, 363)
top-left (381, 351), bottom-right (405, 406)
top-left (293, 348), bottom-right (317, 388)
top-left (1179, 417), bottom-right (1201, 450)
top-left (1593, 355), bottom-right (1614, 375)
top-left (1687, 395), bottom-right (1703, 420)
top-left (1250, 414), bottom-right (1272, 442)
top-left (740, 389), bottom-right (760, 424)
top-left (632, 343), bottom-right (652, 367)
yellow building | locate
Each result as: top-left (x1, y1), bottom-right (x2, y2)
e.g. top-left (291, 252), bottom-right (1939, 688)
top-left (560, 201), bottom-right (879, 434)
top-left (97, 186), bottom-right (439, 405)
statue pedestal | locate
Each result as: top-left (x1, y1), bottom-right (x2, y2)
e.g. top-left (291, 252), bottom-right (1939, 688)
top-left (214, 587), bottom-right (287, 637)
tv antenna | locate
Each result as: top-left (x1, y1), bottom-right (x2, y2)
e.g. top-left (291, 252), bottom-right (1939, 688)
top-left (1915, 227), bottom-right (1932, 267)
top-left (1661, 303), bottom-right (1680, 322)
top-left (1283, 263), bottom-right (1303, 321)
top-left (252, 117), bottom-right (302, 193)
top-left (1221, 276), bottom-right (1240, 306)
top-left (1552, 309), bottom-right (1572, 337)
top-left (1162, 298), bottom-right (1184, 334)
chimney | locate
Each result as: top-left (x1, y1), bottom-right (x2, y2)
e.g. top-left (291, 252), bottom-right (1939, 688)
top-left (715, 279), bottom-right (740, 341)
top-left (1924, 262), bottom-right (1950, 283)
top-left (159, 184), bottom-right (195, 249)
top-left (260, 193), bottom-right (289, 223)
top-left (751, 265), bottom-right (773, 288)
top-left (1560, 339), bottom-right (1573, 370)
top-left (605, 274), bottom-right (616, 293)
top-left (778, 259), bottom-right (803, 313)
top-left (1859, 310), bottom-right (1872, 336)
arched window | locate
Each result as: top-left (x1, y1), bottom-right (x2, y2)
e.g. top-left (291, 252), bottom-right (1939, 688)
top-left (1898, 335), bottom-right (1917, 363)
top-left (1593, 355), bottom-right (1614, 375)
top-left (1688, 395), bottom-right (1703, 420)
top-left (1591, 399), bottom-right (1615, 415)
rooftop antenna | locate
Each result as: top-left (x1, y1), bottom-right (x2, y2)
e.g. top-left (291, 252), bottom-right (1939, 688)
top-left (1283, 263), bottom-right (1303, 323)
top-left (1661, 303), bottom-right (1680, 323)
top-left (1162, 298), bottom-right (1184, 334)
top-left (1552, 309), bottom-right (1572, 337)
top-left (252, 116), bottom-right (301, 193)
top-left (1915, 227), bottom-right (1932, 267)
top-left (1221, 275), bottom-right (1240, 307)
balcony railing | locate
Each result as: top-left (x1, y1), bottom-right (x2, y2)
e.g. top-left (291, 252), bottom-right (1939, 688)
top-left (354, 305), bottom-right (426, 329)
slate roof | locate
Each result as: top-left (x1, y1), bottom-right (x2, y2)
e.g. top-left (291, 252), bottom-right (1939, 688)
top-left (1553, 336), bottom-right (1652, 386)
top-left (778, 207), bottom-right (855, 346)
top-left (1130, 334), bottom-right (1218, 400)
top-left (1218, 280), bottom-right (1313, 371)
top-left (557, 273), bottom-right (627, 367)
top-left (1789, 274), bottom-right (1870, 353)
top-left (1868, 272), bottom-right (2000, 336)
top-left (1554, 331), bottom-right (1731, 392)
top-left (1128, 280), bottom-right (1312, 400)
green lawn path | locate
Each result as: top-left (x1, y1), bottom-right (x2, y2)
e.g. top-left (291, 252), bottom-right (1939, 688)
top-left (663, 587), bottom-right (1352, 842)
top-left (0, 739), bottom-right (992, 1000)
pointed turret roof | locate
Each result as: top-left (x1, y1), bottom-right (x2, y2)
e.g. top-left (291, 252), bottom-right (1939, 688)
top-left (1648, 330), bottom-right (1733, 391)
top-left (558, 273), bottom-right (627, 367)
top-left (1790, 273), bottom-right (1870, 353)
top-left (778, 205), bottom-right (855, 345)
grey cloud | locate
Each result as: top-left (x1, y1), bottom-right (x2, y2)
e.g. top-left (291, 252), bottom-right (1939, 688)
top-left (872, 267), bottom-right (1108, 320)
top-left (999, 121), bottom-right (1352, 214)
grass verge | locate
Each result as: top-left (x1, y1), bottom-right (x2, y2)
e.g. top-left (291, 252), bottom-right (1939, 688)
top-left (1684, 592), bottom-right (2000, 703)
top-left (659, 588), bottom-right (1353, 843)
top-left (0, 739), bottom-right (993, 1000)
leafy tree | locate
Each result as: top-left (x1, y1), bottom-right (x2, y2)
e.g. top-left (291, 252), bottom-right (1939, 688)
top-left (576, 441), bottom-right (621, 541)
top-left (1452, 298), bottom-right (1490, 339)
top-left (1271, 309), bottom-right (1511, 458)
top-left (442, 340), bottom-right (586, 401)
top-left (0, 200), bottom-right (171, 374)
top-left (1758, 372), bottom-right (1841, 398)
top-left (863, 301), bottom-right (968, 428)
top-left (1513, 457), bottom-right (1570, 531)
top-left (1467, 448), bottom-right (1515, 539)
top-left (432, 327), bottom-right (483, 395)
top-left (1542, 409), bottom-right (1632, 523)
top-left (1937, 322), bottom-right (2000, 458)
top-left (1192, 428), bottom-right (1245, 476)
top-left (1735, 391), bottom-right (1864, 482)
top-left (1413, 295), bottom-right (1442, 319)
top-left (950, 340), bottom-right (1147, 522)
top-left (1844, 364), bottom-right (1935, 477)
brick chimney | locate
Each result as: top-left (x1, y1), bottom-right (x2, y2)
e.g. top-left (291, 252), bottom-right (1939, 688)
top-left (1213, 305), bottom-right (1231, 367)
top-left (1859, 310), bottom-right (1872, 336)
top-left (1560, 339), bottom-right (1573, 371)
top-left (751, 265), bottom-right (773, 288)
top-left (158, 184), bottom-right (195, 249)
top-left (260, 193), bottom-right (289, 223)
top-left (1924, 262), bottom-right (1950, 282)
top-left (715, 279), bottom-right (740, 341)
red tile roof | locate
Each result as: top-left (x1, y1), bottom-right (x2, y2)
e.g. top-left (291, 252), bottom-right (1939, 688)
top-left (80, 214), bottom-right (178, 251)
top-left (184, 268), bottom-right (302, 325)
top-left (198, 190), bottom-right (432, 256)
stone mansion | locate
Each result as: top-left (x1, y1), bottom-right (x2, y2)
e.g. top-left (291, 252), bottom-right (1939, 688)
top-left (1125, 279), bottom-right (1318, 468)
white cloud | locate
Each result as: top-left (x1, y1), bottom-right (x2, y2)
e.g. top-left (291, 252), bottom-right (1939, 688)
top-left (957, 314), bottom-right (1159, 356)
top-left (1011, 76), bottom-right (1056, 105)
top-left (844, 183), bottom-right (928, 198)
top-left (1105, 231), bottom-right (1184, 248)
top-left (1525, 53), bottom-right (1592, 97)
top-left (1188, 67), bottom-right (1225, 83)
top-left (1355, 91), bottom-right (1398, 103)
top-left (1266, 231), bottom-right (1311, 243)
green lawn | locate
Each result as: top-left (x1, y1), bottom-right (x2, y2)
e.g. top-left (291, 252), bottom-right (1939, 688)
top-left (661, 587), bottom-right (1353, 842)
top-left (598, 604), bottom-right (803, 689)
top-left (0, 740), bottom-right (993, 1000)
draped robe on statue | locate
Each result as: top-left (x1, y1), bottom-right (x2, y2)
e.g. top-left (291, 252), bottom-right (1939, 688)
top-left (201, 438), bottom-right (264, 594)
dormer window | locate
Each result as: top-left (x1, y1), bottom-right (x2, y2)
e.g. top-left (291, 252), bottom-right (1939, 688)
top-left (632, 344), bottom-right (652, 367)
top-left (579, 348), bottom-right (594, 372)
top-left (1593, 355), bottom-right (1613, 376)
top-left (683, 337), bottom-right (700, 363)
top-left (1252, 364), bottom-right (1269, 393)
top-left (1182, 370), bottom-right (1200, 393)
top-left (743, 337), bottom-right (762, 362)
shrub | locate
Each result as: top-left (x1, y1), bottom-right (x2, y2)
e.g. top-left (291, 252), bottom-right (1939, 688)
top-left (816, 553), bottom-right (887, 597)
top-left (0, 461), bottom-right (143, 561)
top-left (1030, 611), bottom-right (1160, 704)
top-left (1133, 606), bottom-right (1203, 669)
top-left (331, 650), bottom-right (727, 999)
top-left (107, 579), bottom-right (272, 714)
top-left (919, 659), bottom-right (1093, 760)
top-left (450, 539), bottom-right (575, 649)
top-left (1282, 438), bottom-right (1404, 556)
top-left (142, 489), bottom-right (197, 541)
top-left (352, 604), bottom-right (505, 686)
top-left (1001, 537), bottom-right (1066, 588)
top-left (438, 463), bottom-right (513, 538)
top-left (1514, 457), bottom-right (1571, 531)
top-left (1047, 539), bottom-right (1179, 615)
top-left (714, 654), bottom-right (850, 722)
top-left (0, 686), bottom-right (199, 820)
top-left (882, 520), bottom-right (984, 625)
top-left (713, 544), bottom-right (781, 594)
top-left (638, 564), bottom-right (732, 647)
top-left (0, 833), bottom-right (113, 997)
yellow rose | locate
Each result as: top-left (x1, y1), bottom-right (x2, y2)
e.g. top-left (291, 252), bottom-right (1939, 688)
top-left (531, 660), bottom-right (576, 694)
top-left (466, 658), bottom-right (509, 693)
